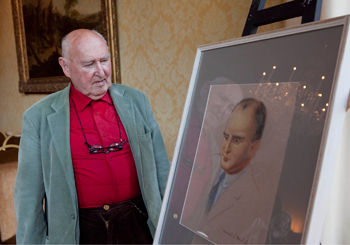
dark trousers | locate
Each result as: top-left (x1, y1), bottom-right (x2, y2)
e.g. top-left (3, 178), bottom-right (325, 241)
top-left (79, 195), bottom-right (153, 244)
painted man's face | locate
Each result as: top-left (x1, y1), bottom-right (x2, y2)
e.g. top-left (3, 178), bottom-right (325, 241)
top-left (220, 104), bottom-right (261, 175)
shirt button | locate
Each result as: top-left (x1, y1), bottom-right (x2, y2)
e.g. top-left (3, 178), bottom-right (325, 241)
top-left (71, 214), bottom-right (75, 219)
top-left (103, 133), bottom-right (106, 137)
top-left (96, 112), bottom-right (99, 115)
top-left (103, 205), bottom-right (110, 211)
top-left (109, 157), bottom-right (112, 161)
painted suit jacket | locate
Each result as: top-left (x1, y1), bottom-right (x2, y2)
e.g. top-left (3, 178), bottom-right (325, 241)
top-left (196, 165), bottom-right (269, 244)
top-left (14, 84), bottom-right (170, 244)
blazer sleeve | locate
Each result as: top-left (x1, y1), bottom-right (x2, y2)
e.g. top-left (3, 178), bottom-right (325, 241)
top-left (14, 113), bottom-right (47, 244)
top-left (143, 93), bottom-right (170, 198)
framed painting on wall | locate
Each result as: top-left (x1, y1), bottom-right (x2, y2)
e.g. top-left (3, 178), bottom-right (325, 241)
top-left (154, 16), bottom-right (350, 244)
top-left (11, 0), bottom-right (120, 93)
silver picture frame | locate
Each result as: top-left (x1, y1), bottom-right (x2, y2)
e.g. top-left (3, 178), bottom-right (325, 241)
top-left (154, 16), bottom-right (350, 244)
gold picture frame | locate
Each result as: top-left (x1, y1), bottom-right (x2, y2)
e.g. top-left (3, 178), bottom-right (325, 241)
top-left (11, 0), bottom-right (120, 93)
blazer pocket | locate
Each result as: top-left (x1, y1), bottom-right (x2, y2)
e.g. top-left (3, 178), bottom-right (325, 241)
top-left (137, 130), bottom-right (163, 222)
top-left (137, 131), bottom-right (156, 171)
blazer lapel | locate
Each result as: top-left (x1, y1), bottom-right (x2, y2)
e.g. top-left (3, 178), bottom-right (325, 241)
top-left (207, 170), bottom-right (248, 222)
top-left (109, 85), bottom-right (140, 163)
top-left (47, 85), bottom-right (77, 201)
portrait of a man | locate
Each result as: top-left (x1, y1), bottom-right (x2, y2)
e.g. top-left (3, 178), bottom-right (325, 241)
top-left (180, 83), bottom-right (298, 244)
top-left (220, 98), bottom-right (265, 175)
top-left (206, 98), bottom-right (266, 213)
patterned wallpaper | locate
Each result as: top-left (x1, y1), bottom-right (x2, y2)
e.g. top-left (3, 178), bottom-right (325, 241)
top-left (117, 0), bottom-right (283, 160)
top-left (0, 0), bottom-right (283, 160)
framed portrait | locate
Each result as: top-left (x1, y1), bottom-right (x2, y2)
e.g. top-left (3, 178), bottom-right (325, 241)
top-left (154, 16), bottom-right (350, 244)
top-left (11, 0), bottom-right (120, 93)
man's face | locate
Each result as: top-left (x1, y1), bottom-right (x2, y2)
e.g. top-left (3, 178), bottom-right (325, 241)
top-left (220, 104), bottom-right (260, 175)
top-left (59, 31), bottom-right (112, 100)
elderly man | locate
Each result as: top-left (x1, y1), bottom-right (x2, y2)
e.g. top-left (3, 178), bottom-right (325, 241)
top-left (14, 29), bottom-right (169, 244)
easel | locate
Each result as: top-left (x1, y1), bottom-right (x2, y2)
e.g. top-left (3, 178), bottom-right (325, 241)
top-left (242, 0), bottom-right (323, 36)
top-left (243, 1), bottom-right (350, 111)
top-left (155, 2), bottom-right (326, 244)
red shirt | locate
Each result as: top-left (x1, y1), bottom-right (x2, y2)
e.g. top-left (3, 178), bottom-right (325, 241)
top-left (69, 85), bottom-right (141, 208)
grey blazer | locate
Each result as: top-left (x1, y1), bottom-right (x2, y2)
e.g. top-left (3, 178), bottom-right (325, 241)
top-left (14, 84), bottom-right (170, 244)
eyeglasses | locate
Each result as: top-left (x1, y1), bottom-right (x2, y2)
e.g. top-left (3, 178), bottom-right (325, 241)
top-left (85, 140), bottom-right (127, 154)
top-left (71, 97), bottom-right (125, 154)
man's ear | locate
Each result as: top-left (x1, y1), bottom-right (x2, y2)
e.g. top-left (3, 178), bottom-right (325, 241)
top-left (58, 57), bottom-right (71, 78)
top-left (248, 140), bottom-right (261, 159)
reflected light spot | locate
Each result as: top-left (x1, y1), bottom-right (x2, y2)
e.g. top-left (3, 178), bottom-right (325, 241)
top-left (273, 66), bottom-right (276, 69)
top-left (263, 72), bottom-right (266, 76)
top-left (276, 83), bottom-right (279, 86)
top-left (285, 92), bottom-right (288, 95)
top-left (173, 214), bottom-right (178, 219)
top-left (326, 103), bottom-right (329, 107)
top-left (318, 93), bottom-right (322, 97)
top-left (293, 67), bottom-right (297, 70)
top-left (322, 108), bottom-right (326, 112)
top-left (303, 85), bottom-right (306, 89)
top-left (301, 103), bottom-right (305, 107)
top-left (322, 76), bottom-right (325, 79)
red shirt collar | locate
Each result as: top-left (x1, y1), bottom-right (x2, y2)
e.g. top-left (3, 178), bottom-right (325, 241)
top-left (69, 83), bottom-right (113, 112)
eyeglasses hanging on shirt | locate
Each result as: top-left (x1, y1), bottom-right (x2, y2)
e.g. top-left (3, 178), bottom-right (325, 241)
top-left (71, 97), bottom-right (126, 154)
